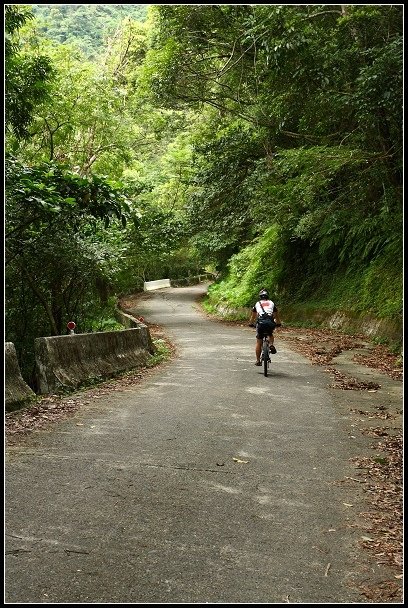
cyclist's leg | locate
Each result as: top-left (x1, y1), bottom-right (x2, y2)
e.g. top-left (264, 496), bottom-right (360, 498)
top-left (255, 337), bottom-right (262, 363)
top-left (263, 323), bottom-right (271, 347)
top-left (255, 323), bottom-right (263, 363)
top-left (267, 322), bottom-right (277, 353)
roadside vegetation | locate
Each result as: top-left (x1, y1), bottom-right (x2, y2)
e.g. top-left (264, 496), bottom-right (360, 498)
top-left (5, 4), bottom-right (402, 378)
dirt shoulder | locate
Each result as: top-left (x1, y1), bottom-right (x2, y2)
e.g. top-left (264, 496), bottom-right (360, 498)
top-left (278, 328), bottom-right (403, 603)
top-left (278, 326), bottom-right (402, 602)
top-left (198, 311), bottom-right (403, 603)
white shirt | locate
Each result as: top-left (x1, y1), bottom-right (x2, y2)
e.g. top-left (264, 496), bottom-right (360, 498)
top-left (253, 300), bottom-right (275, 316)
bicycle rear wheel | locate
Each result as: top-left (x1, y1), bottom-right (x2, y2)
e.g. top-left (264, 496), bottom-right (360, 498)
top-left (262, 341), bottom-right (269, 377)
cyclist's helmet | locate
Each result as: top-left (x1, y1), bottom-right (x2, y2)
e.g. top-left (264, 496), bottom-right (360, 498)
top-left (259, 289), bottom-right (269, 300)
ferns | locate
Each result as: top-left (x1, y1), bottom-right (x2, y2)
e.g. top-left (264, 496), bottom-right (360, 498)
top-left (207, 143), bottom-right (402, 320)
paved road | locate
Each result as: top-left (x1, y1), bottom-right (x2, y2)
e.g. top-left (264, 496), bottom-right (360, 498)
top-left (6, 285), bottom-right (376, 603)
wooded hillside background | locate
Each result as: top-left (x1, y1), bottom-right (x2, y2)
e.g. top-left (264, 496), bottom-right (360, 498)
top-left (5, 4), bottom-right (403, 386)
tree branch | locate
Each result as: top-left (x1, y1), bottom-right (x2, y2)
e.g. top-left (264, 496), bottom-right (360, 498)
top-left (20, 263), bottom-right (59, 335)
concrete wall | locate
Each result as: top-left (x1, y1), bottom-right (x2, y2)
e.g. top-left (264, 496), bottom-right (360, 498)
top-left (35, 326), bottom-right (155, 395)
top-left (283, 306), bottom-right (403, 346)
top-left (5, 342), bottom-right (36, 412)
top-left (114, 311), bottom-right (155, 353)
top-left (210, 303), bottom-right (402, 347)
top-left (144, 279), bottom-right (171, 291)
top-left (143, 274), bottom-right (216, 290)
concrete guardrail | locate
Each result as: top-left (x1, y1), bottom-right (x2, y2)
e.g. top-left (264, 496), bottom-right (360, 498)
top-left (144, 279), bottom-right (171, 291)
top-left (144, 274), bottom-right (216, 290)
top-left (5, 342), bottom-right (36, 412)
top-left (114, 310), bottom-right (155, 352)
top-left (35, 326), bottom-right (155, 395)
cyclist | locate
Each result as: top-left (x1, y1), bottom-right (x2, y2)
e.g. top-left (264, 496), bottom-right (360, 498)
top-left (249, 289), bottom-right (281, 366)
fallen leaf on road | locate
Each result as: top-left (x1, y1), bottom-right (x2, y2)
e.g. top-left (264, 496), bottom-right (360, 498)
top-left (233, 457), bottom-right (249, 463)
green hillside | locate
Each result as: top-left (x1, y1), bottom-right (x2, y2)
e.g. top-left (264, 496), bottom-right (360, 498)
top-left (31, 4), bottom-right (148, 58)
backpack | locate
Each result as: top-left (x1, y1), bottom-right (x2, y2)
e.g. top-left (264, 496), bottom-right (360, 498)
top-left (257, 301), bottom-right (274, 321)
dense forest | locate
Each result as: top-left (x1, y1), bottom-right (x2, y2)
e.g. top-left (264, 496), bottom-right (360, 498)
top-left (31, 4), bottom-right (148, 58)
top-left (5, 4), bottom-right (403, 386)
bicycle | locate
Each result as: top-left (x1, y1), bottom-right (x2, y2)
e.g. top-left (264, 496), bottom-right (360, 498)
top-left (249, 322), bottom-right (281, 377)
